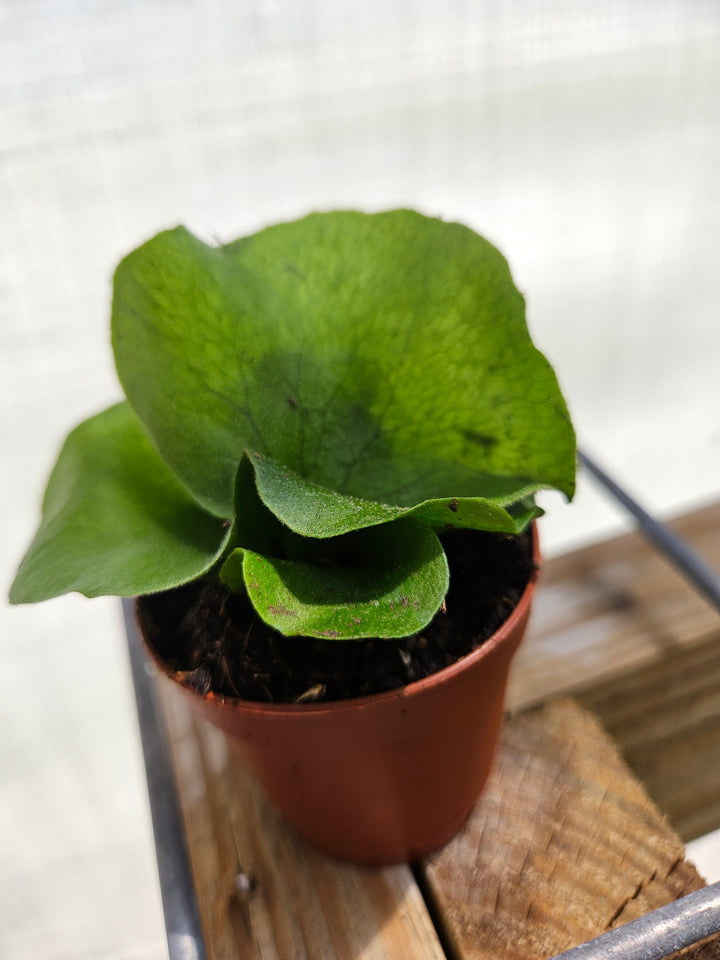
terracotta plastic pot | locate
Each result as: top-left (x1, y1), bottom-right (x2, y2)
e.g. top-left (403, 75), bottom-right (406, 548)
top-left (140, 526), bottom-right (539, 866)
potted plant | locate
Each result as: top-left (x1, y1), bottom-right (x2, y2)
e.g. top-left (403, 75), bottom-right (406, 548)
top-left (10, 209), bottom-right (575, 865)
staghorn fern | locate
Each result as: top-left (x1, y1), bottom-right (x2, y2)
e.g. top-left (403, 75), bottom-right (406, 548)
top-left (10, 210), bottom-right (575, 639)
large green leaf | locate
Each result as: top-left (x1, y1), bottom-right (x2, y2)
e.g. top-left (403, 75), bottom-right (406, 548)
top-left (112, 211), bottom-right (575, 520)
top-left (220, 518), bottom-right (449, 639)
top-left (246, 450), bottom-right (542, 537)
top-left (10, 403), bottom-right (231, 602)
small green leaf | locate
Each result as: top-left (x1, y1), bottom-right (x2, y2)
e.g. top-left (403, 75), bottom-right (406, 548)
top-left (9, 403), bottom-right (231, 602)
top-left (247, 451), bottom-right (404, 536)
top-left (220, 519), bottom-right (449, 639)
top-left (413, 495), bottom-right (542, 533)
top-left (248, 450), bottom-right (542, 537)
top-left (506, 494), bottom-right (545, 532)
top-left (112, 211), bottom-right (576, 519)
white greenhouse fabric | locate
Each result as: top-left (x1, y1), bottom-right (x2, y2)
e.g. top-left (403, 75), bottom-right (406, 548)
top-left (2, 3), bottom-right (720, 957)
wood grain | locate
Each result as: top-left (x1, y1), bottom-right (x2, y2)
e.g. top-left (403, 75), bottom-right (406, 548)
top-left (155, 502), bottom-right (720, 959)
top-left (510, 501), bottom-right (720, 841)
top-left (579, 632), bottom-right (720, 842)
top-left (422, 699), bottom-right (715, 960)
top-left (159, 683), bottom-right (446, 960)
top-left (509, 501), bottom-right (720, 713)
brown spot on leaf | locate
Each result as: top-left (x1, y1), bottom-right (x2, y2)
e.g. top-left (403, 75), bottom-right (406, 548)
top-left (267, 603), bottom-right (297, 617)
top-left (448, 498), bottom-right (458, 513)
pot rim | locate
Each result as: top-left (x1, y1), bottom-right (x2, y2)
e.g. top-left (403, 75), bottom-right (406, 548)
top-left (140, 522), bottom-right (539, 717)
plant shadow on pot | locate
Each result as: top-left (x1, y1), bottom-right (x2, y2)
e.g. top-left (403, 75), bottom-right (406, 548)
top-left (137, 525), bottom-right (539, 867)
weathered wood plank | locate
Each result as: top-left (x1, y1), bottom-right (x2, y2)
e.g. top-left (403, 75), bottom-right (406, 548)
top-left (578, 631), bottom-right (720, 842)
top-left (510, 501), bottom-right (720, 840)
top-left (159, 683), bottom-right (446, 960)
top-left (509, 501), bottom-right (720, 714)
top-left (422, 699), bottom-right (715, 960)
top-left (156, 502), bottom-right (720, 959)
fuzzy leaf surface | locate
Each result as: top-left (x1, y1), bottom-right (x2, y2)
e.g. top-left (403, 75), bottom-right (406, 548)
top-left (10, 403), bottom-right (231, 602)
top-left (247, 450), bottom-right (543, 537)
top-left (112, 211), bottom-right (576, 521)
top-left (220, 518), bottom-right (449, 639)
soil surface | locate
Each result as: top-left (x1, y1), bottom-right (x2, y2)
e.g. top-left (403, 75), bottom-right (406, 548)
top-left (139, 528), bottom-right (534, 704)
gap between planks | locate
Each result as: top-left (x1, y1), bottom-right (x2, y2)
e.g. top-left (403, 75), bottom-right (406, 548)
top-left (509, 501), bottom-right (720, 841)
top-left (509, 501), bottom-right (720, 714)
top-left (155, 500), bottom-right (720, 960)
top-left (159, 681), bottom-right (446, 960)
top-left (159, 688), bottom-right (717, 960)
top-left (421, 700), bottom-right (719, 960)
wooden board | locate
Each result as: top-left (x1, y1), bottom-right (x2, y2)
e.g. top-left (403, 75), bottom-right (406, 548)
top-left (159, 683), bottom-right (446, 960)
top-left (509, 501), bottom-right (720, 713)
top-left (579, 631), bottom-right (720, 842)
top-left (422, 699), bottom-right (716, 960)
top-left (160, 688), bottom-right (717, 960)
top-left (155, 501), bottom-right (720, 959)
top-left (509, 501), bottom-right (720, 840)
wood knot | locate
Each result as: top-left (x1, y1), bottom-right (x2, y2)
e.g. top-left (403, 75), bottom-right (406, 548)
top-left (233, 872), bottom-right (257, 903)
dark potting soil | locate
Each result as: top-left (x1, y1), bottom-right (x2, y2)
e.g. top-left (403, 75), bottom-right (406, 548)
top-left (138, 528), bottom-right (534, 705)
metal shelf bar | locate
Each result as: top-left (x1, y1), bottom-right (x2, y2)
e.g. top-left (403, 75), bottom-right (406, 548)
top-left (124, 598), bottom-right (207, 960)
top-left (126, 451), bottom-right (720, 960)
top-left (564, 449), bottom-right (720, 960)
top-left (547, 880), bottom-right (720, 960)
top-left (579, 450), bottom-right (720, 613)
